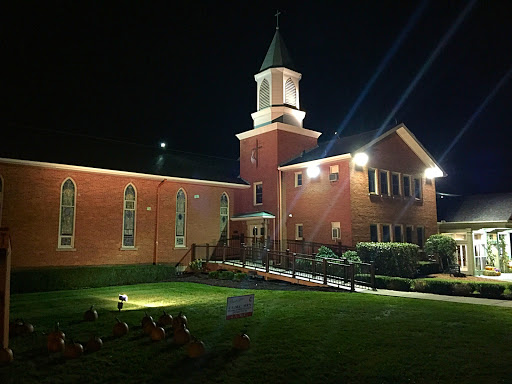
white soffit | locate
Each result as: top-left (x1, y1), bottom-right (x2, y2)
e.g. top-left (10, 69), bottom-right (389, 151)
top-left (236, 122), bottom-right (321, 141)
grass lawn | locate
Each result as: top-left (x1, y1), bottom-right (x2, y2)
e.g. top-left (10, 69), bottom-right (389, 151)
top-left (2, 282), bottom-right (512, 384)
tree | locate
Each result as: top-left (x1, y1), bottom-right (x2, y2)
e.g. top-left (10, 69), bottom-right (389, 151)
top-left (424, 234), bottom-right (457, 271)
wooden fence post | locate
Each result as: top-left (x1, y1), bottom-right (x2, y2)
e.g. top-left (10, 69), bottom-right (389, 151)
top-left (265, 249), bottom-right (270, 273)
top-left (323, 258), bottom-right (327, 285)
top-left (292, 253), bottom-right (296, 278)
top-left (371, 263), bottom-right (376, 291)
top-left (350, 264), bottom-right (355, 292)
top-left (191, 243), bottom-right (196, 261)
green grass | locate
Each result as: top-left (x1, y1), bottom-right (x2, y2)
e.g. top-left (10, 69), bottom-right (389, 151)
top-left (2, 282), bottom-right (512, 383)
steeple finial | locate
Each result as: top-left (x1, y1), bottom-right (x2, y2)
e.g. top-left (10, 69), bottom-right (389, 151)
top-left (275, 10), bottom-right (281, 30)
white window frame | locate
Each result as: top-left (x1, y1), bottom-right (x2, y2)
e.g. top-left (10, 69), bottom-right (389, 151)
top-left (254, 182), bottom-right (263, 205)
top-left (368, 168), bottom-right (378, 194)
top-left (329, 165), bottom-right (339, 182)
top-left (414, 177), bottom-right (422, 200)
top-left (379, 170), bottom-right (390, 196)
top-left (331, 222), bottom-right (341, 240)
top-left (175, 188), bottom-right (187, 248)
top-left (294, 172), bottom-right (303, 188)
top-left (394, 224), bottom-right (403, 242)
top-left (295, 224), bottom-right (303, 240)
top-left (391, 172), bottom-right (401, 197)
top-left (121, 183), bottom-right (137, 249)
top-left (403, 174), bottom-right (412, 197)
top-left (0, 175), bottom-right (3, 227)
top-left (220, 192), bottom-right (229, 242)
top-left (58, 178), bottom-right (77, 249)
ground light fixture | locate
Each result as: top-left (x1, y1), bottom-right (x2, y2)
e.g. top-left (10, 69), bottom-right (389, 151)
top-left (306, 165), bottom-right (320, 178)
top-left (353, 152), bottom-right (369, 167)
top-left (118, 294), bottom-right (128, 312)
top-left (424, 166), bottom-right (443, 179)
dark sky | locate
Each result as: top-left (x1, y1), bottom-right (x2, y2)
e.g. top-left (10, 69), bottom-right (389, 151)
top-left (4, 1), bottom-right (512, 195)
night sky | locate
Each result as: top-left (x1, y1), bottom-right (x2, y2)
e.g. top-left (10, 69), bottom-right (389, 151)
top-left (4, 1), bottom-right (512, 195)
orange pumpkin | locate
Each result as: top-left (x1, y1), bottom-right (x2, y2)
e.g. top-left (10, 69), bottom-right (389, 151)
top-left (85, 336), bottom-right (103, 353)
top-left (186, 338), bottom-right (206, 358)
top-left (48, 322), bottom-right (66, 341)
top-left (141, 312), bottom-right (153, 327)
top-left (233, 332), bottom-right (250, 350)
top-left (63, 341), bottom-right (84, 359)
top-left (157, 311), bottom-right (173, 327)
top-left (84, 306), bottom-right (98, 322)
top-left (143, 320), bottom-right (157, 335)
top-left (173, 324), bottom-right (191, 345)
top-left (113, 317), bottom-right (129, 337)
top-left (48, 335), bottom-right (66, 353)
top-left (172, 312), bottom-right (188, 329)
top-left (0, 348), bottom-right (14, 366)
top-left (150, 326), bottom-right (166, 341)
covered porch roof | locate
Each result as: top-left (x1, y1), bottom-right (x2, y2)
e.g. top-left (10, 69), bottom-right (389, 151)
top-left (230, 211), bottom-right (275, 221)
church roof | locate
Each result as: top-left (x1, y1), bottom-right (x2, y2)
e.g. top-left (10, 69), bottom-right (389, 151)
top-left (260, 29), bottom-right (296, 72)
top-left (437, 193), bottom-right (512, 223)
top-left (0, 125), bottom-right (246, 185)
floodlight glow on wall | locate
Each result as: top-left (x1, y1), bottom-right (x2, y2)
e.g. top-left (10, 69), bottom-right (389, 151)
top-left (353, 153), bottom-right (369, 167)
top-left (307, 165), bottom-right (320, 178)
top-left (424, 167), bottom-right (443, 179)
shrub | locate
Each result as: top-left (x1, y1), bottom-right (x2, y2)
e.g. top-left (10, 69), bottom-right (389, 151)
top-left (234, 273), bottom-right (248, 281)
top-left (503, 288), bottom-right (512, 300)
top-left (189, 259), bottom-right (203, 272)
top-left (476, 283), bottom-right (505, 299)
top-left (416, 261), bottom-right (440, 276)
top-left (452, 283), bottom-right (474, 297)
top-left (343, 250), bottom-right (361, 263)
top-left (424, 234), bottom-right (457, 271)
top-left (316, 246), bottom-right (338, 259)
top-left (208, 271), bottom-right (219, 279)
top-left (374, 276), bottom-right (412, 291)
top-left (357, 242), bottom-right (419, 278)
top-left (412, 279), bottom-right (455, 295)
top-left (218, 270), bottom-right (235, 280)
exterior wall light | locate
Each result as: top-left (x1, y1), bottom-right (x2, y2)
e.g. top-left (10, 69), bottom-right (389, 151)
top-left (425, 167), bottom-right (443, 179)
top-left (353, 153), bottom-right (369, 167)
top-left (160, 142), bottom-right (166, 148)
top-left (307, 165), bottom-right (320, 178)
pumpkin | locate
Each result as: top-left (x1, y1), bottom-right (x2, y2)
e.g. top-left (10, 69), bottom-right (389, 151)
top-left (141, 312), bottom-right (154, 328)
top-left (84, 306), bottom-right (98, 321)
top-left (14, 319), bottom-right (34, 335)
top-left (172, 312), bottom-right (188, 329)
top-left (85, 336), bottom-right (103, 353)
top-left (150, 326), bottom-right (166, 341)
top-left (233, 332), bottom-right (250, 350)
top-left (47, 335), bottom-right (66, 353)
top-left (0, 348), bottom-right (14, 366)
top-left (48, 322), bottom-right (66, 341)
top-left (186, 338), bottom-right (206, 358)
top-left (157, 310), bottom-right (173, 327)
top-left (173, 324), bottom-right (191, 345)
top-left (113, 317), bottom-right (129, 337)
top-left (63, 340), bottom-right (84, 359)
top-left (143, 320), bottom-right (157, 335)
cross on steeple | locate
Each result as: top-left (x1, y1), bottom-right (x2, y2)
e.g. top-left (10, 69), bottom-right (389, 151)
top-left (275, 10), bottom-right (281, 30)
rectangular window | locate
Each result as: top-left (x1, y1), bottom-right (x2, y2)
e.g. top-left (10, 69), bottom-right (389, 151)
top-left (405, 226), bottom-right (413, 243)
top-left (414, 177), bottom-right (422, 200)
top-left (295, 172), bottom-right (303, 187)
top-left (370, 224), bottom-right (378, 242)
top-left (380, 170), bottom-right (389, 195)
top-left (392, 173), bottom-right (400, 196)
top-left (254, 182), bottom-right (263, 205)
top-left (417, 226), bottom-right (425, 248)
top-left (329, 165), bottom-right (339, 182)
top-left (382, 224), bottom-right (391, 242)
top-left (331, 222), bottom-right (341, 240)
top-left (295, 224), bottom-right (303, 240)
top-left (368, 168), bottom-right (377, 194)
top-left (394, 225), bottom-right (403, 242)
top-left (403, 175), bottom-right (411, 197)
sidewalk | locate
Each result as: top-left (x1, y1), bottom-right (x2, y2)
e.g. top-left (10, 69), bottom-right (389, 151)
top-left (359, 288), bottom-right (512, 308)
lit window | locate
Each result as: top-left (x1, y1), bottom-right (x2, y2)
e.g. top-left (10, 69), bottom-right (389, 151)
top-left (368, 168), bottom-right (377, 194)
top-left (331, 222), bottom-right (341, 240)
top-left (295, 172), bottom-right (303, 187)
top-left (175, 188), bottom-right (187, 247)
top-left (329, 165), bottom-right (339, 182)
top-left (382, 224), bottom-right (391, 242)
top-left (414, 177), bottom-right (422, 200)
top-left (122, 184), bottom-right (136, 247)
top-left (406, 226), bottom-right (413, 243)
top-left (284, 78), bottom-right (297, 107)
top-left (394, 225), bottom-right (403, 242)
top-left (416, 226), bottom-right (425, 248)
top-left (58, 178), bottom-right (76, 248)
top-left (295, 224), bottom-right (303, 240)
top-left (220, 193), bottom-right (229, 242)
top-left (392, 173), bottom-right (400, 196)
top-left (254, 182), bottom-right (263, 205)
top-left (380, 170), bottom-right (389, 196)
top-left (370, 224), bottom-right (378, 242)
top-left (403, 175), bottom-right (411, 197)
top-left (259, 79), bottom-right (270, 110)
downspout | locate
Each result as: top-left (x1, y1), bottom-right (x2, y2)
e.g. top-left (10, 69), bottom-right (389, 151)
top-left (278, 169), bottom-right (284, 252)
top-left (153, 179), bottom-right (166, 265)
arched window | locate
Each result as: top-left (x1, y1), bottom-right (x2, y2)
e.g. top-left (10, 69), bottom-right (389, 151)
top-left (259, 79), bottom-right (270, 110)
top-left (175, 188), bottom-right (187, 247)
top-left (59, 178), bottom-right (76, 248)
top-left (220, 193), bottom-right (229, 243)
top-left (122, 184), bottom-right (136, 247)
top-left (285, 78), bottom-right (297, 107)
top-left (0, 175), bottom-right (4, 226)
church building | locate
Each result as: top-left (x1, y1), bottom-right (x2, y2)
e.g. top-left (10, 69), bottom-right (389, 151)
top-left (0, 27), bottom-right (445, 269)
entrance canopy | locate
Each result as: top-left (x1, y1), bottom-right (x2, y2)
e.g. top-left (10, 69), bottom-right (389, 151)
top-left (230, 211), bottom-right (275, 222)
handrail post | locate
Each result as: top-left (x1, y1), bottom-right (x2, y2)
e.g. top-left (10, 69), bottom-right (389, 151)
top-left (191, 243), bottom-right (196, 261)
top-left (285, 249), bottom-right (290, 270)
top-left (350, 264), bottom-right (355, 292)
top-left (222, 244), bottom-right (226, 263)
top-left (323, 258), bottom-right (327, 285)
top-left (265, 249), bottom-right (270, 273)
top-left (371, 262), bottom-right (376, 290)
top-left (206, 243), bottom-right (210, 262)
top-left (292, 253), bottom-right (296, 278)
top-left (241, 245), bottom-right (246, 268)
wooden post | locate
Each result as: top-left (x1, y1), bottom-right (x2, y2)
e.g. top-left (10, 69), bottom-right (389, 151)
top-left (205, 243), bottom-right (210, 262)
top-left (323, 258), bottom-right (327, 285)
top-left (312, 256), bottom-right (316, 277)
top-left (191, 243), bottom-right (196, 261)
top-left (350, 264), bottom-right (355, 292)
top-left (292, 253), bottom-right (296, 278)
top-left (0, 228), bottom-right (12, 349)
top-left (371, 263), bottom-right (376, 291)
top-left (338, 241), bottom-right (342, 257)
top-left (222, 244), bottom-right (227, 263)
top-left (265, 249), bottom-right (270, 273)
top-left (241, 245), bottom-right (246, 268)
top-left (285, 249), bottom-right (290, 270)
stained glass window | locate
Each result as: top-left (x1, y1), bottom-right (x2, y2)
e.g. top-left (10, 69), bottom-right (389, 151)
top-left (59, 178), bottom-right (76, 248)
top-left (175, 189), bottom-right (186, 246)
top-left (220, 193), bottom-right (228, 242)
top-left (123, 184), bottom-right (136, 247)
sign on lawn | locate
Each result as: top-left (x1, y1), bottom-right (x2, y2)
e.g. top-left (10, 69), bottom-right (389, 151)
top-left (226, 294), bottom-right (254, 320)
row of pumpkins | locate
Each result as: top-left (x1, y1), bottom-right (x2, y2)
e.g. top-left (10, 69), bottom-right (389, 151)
top-left (0, 306), bottom-right (251, 365)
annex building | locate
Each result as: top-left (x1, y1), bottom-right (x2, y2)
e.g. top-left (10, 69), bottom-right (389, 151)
top-left (0, 28), bottom-right (445, 269)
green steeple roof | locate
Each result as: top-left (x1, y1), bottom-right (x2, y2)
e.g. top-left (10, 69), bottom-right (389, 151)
top-left (259, 29), bottom-right (296, 72)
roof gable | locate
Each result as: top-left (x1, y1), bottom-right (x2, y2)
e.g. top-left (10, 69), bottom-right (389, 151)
top-left (438, 193), bottom-right (512, 222)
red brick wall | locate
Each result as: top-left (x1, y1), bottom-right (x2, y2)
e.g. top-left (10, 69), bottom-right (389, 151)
top-left (350, 133), bottom-right (438, 245)
top-left (0, 162), bottom-right (240, 268)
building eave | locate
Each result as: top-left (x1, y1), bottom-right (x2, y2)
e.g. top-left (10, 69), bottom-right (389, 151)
top-left (278, 153), bottom-right (352, 171)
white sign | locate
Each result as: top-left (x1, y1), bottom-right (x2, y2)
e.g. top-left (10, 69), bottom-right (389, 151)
top-left (226, 294), bottom-right (254, 320)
